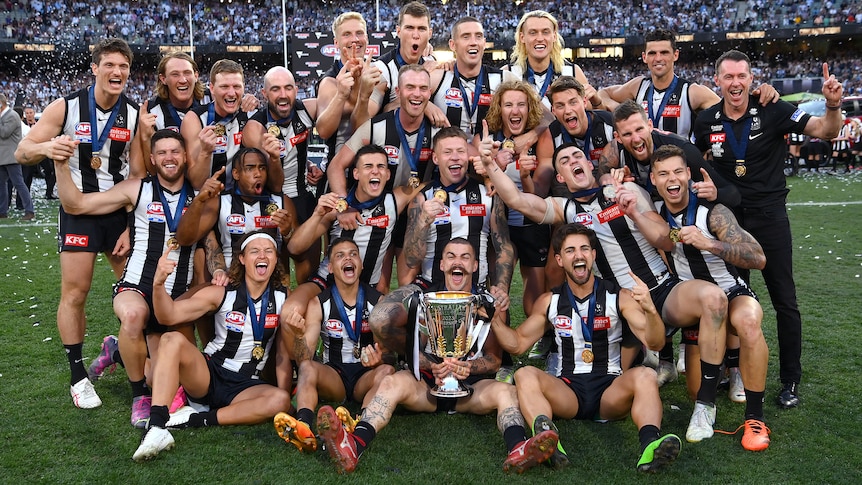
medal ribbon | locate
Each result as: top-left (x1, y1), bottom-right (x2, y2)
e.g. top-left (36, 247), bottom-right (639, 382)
top-left (246, 285), bottom-right (271, 354)
top-left (233, 185), bottom-right (273, 202)
top-left (558, 112), bottom-right (592, 154)
top-left (345, 186), bottom-right (385, 212)
top-left (165, 99), bottom-right (199, 128)
top-left (88, 86), bottom-right (122, 159)
top-left (570, 187), bottom-right (601, 199)
top-left (663, 191), bottom-right (698, 229)
top-left (330, 283), bottom-right (365, 344)
top-left (563, 278), bottom-right (599, 348)
top-left (526, 65), bottom-right (554, 98)
top-left (207, 102), bottom-right (235, 128)
top-left (394, 109), bottom-right (428, 178)
top-left (154, 178), bottom-right (190, 234)
top-left (721, 118), bottom-right (753, 162)
top-left (453, 65), bottom-right (484, 123)
top-left (645, 75), bottom-right (679, 126)
top-left (267, 106), bottom-right (294, 127)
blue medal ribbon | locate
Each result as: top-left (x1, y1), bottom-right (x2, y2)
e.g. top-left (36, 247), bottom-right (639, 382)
top-left (207, 102), bottom-right (235, 128)
top-left (453, 65), bottom-right (484, 124)
top-left (721, 118), bottom-right (753, 162)
top-left (246, 286), bottom-right (271, 357)
top-left (345, 186), bottom-right (385, 212)
top-left (526, 64), bottom-right (554, 98)
top-left (88, 86), bottom-right (122, 161)
top-left (570, 187), bottom-right (601, 199)
top-left (645, 75), bottom-right (679, 127)
top-left (330, 284), bottom-right (365, 345)
top-left (154, 178), bottom-right (190, 234)
top-left (559, 112), bottom-right (592, 154)
top-left (664, 191), bottom-right (699, 229)
top-left (267, 106), bottom-right (294, 128)
top-left (563, 278), bottom-right (599, 351)
top-left (394, 109), bottom-right (428, 180)
top-left (165, 99), bottom-right (199, 129)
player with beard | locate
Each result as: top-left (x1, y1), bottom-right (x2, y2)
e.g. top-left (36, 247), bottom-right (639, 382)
top-left (15, 38), bottom-right (142, 409)
top-left (132, 231), bottom-right (292, 461)
top-left (476, 130), bottom-right (730, 458)
top-left (243, 67), bottom-right (320, 283)
top-left (273, 238), bottom-right (392, 454)
top-left (54, 130), bottom-right (198, 428)
top-left (618, 145), bottom-right (770, 451)
top-left (489, 223), bottom-right (682, 473)
top-left (318, 238), bottom-right (558, 474)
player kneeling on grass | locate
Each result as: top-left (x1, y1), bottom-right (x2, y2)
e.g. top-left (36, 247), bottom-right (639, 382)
top-left (273, 237), bottom-right (395, 452)
top-left (317, 238), bottom-right (559, 474)
top-left (133, 231), bottom-right (292, 462)
top-left (490, 223), bottom-right (682, 473)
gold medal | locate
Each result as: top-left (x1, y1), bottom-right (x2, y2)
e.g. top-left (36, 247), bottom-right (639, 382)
top-left (267, 124), bottom-right (281, 137)
top-left (734, 160), bottom-right (746, 178)
top-left (582, 349), bottom-right (594, 363)
top-left (434, 189), bottom-right (447, 202)
top-left (166, 236), bottom-right (180, 251)
top-left (502, 138), bottom-right (516, 151)
top-left (335, 198), bottom-right (348, 213)
top-left (212, 124), bottom-right (226, 137)
top-left (669, 227), bottom-right (681, 243)
top-left (265, 203), bottom-right (279, 215)
top-left (90, 155), bottom-right (102, 170)
top-left (353, 344), bottom-right (361, 360)
top-left (408, 176), bottom-right (421, 189)
top-left (252, 344), bottom-right (265, 360)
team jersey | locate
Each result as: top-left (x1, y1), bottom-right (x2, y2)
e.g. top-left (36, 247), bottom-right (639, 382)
top-left (547, 110), bottom-right (614, 166)
top-left (490, 130), bottom-right (537, 226)
top-left (547, 278), bottom-right (625, 377)
top-left (120, 177), bottom-right (197, 295)
top-left (421, 178), bottom-right (493, 286)
top-left (147, 95), bottom-right (200, 132)
top-left (635, 76), bottom-right (696, 139)
top-left (314, 192), bottom-right (398, 287)
top-left (431, 65), bottom-right (503, 137)
top-left (215, 191), bottom-right (284, 267)
top-left (318, 282), bottom-right (383, 365)
top-left (248, 101), bottom-right (314, 199)
top-left (370, 48), bottom-right (433, 112)
top-left (189, 102), bottom-right (248, 187)
top-left (317, 60), bottom-right (354, 160)
top-left (656, 200), bottom-right (747, 292)
top-left (205, 283), bottom-right (287, 378)
top-left (554, 183), bottom-right (669, 288)
top-left (63, 87), bottom-right (139, 193)
top-left (509, 61), bottom-right (575, 109)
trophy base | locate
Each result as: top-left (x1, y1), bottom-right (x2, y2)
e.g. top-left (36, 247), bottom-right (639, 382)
top-left (429, 386), bottom-right (472, 399)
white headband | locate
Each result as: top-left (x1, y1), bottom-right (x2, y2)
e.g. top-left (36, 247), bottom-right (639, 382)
top-left (240, 233), bottom-right (277, 251)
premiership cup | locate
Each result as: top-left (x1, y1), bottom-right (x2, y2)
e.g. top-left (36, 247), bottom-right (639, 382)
top-left (419, 291), bottom-right (486, 398)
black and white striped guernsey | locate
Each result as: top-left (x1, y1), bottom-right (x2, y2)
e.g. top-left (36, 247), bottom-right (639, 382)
top-left (215, 191), bottom-right (284, 267)
top-left (248, 101), bottom-right (314, 199)
top-left (318, 282), bottom-right (382, 365)
top-left (635, 77), bottom-right (696, 139)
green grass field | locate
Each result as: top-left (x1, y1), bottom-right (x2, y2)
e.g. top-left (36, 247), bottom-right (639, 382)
top-left (1, 173), bottom-right (861, 484)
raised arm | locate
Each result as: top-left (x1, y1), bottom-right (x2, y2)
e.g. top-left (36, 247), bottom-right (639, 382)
top-left (489, 195), bottom-right (514, 291)
top-left (15, 97), bottom-right (77, 166)
top-left (53, 157), bottom-right (137, 215)
top-left (803, 63), bottom-right (844, 140)
top-left (175, 167), bottom-right (224, 245)
top-left (618, 271), bottom-right (665, 350)
top-left (152, 247), bottom-right (223, 325)
top-left (490, 291), bottom-right (552, 355)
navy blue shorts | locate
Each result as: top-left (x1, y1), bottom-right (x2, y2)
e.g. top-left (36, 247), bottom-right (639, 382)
top-left (559, 373), bottom-right (619, 420)
top-left (58, 206), bottom-right (126, 253)
top-left (199, 355), bottom-right (268, 409)
top-left (331, 362), bottom-right (371, 402)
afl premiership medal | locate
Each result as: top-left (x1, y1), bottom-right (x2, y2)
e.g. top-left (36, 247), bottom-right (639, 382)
top-left (501, 138), bottom-right (516, 151)
top-left (335, 197), bottom-right (348, 213)
top-left (434, 189), bottom-right (447, 203)
top-left (212, 123), bottom-right (226, 137)
top-left (267, 124), bottom-right (281, 137)
top-left (265, 202), bottom-right (279, 215)
top-left (90, 155), bottom-right (102, 170)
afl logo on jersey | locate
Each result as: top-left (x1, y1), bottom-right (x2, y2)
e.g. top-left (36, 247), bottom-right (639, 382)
top-left (325, 319), bottom-right (343, 336)
top-left (74, 122), bottom-right (92, 143)
top-left (226, 214), bottom-right (246, 234)
top-left (574, 212), bottom-right (593, 227)
top-left (146, 202), bottom-right (166, 223)
top-left (553, 315), bottom-right (573, 337)
top-left (384, 145), bottom-right (399, 164)
top-left (225, 311), bottom-right (245, 332)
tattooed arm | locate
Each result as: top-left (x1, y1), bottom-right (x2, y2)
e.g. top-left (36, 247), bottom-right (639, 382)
top-left (369, 284), bottom-right (422, 356)
top-left (489, 194), bottom-right (514, 291)
top-left (402, 193), bottom-right (435, 269)
top-left (466, 329), bottom-right (502, 376)
top-left (703, 204), bottom-right (766, 270)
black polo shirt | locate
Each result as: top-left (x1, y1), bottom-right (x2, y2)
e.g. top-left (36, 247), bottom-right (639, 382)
top-left (693, 95), bottom-right (810, 208)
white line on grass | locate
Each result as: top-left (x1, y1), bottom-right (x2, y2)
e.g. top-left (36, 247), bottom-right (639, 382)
top-left (787, 201), bottom-right (862, 206)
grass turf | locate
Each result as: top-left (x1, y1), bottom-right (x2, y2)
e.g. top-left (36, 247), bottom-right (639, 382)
top-left (0, 172), bottom-right (861, 483)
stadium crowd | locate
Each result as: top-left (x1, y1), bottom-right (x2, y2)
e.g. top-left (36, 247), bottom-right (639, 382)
top-left (4, 0), bottom-right (862, 46)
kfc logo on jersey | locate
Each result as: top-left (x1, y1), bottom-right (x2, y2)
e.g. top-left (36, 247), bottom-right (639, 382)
top-left (325, 319), bottom-right (344, 336)
top-left (74, 122), bottom-right (92, 143)
top-left (589, 148), bottom-right (603, 162)
top-left (709, 133), bottom-right (726, 143)
top-left (553, 315), bottom-right (573, 337)
top-left (365, 215), bottom-right (390, 228)
top-left (108, 127), bottom-right (131, 142)
top-left (146, 202), bottom-right (166, 223)
top-left (662, 105), bottom-right (681, 118)
top-left (225, 311), bottom-right (246, 332)
top-left (574, 212), bottom-right (593, 227)
top-left (226, 214), bottom-right (246, 234)
top-left (321, 45), bottom-right (340, 57)
top-left (64, 234), bottom-right (89, 247)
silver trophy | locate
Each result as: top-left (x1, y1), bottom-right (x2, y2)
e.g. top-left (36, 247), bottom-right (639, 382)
top-left (419, 291), bottom-right (488, 398)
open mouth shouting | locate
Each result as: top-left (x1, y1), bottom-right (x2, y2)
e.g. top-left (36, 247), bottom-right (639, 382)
top-left (564, 113), bottom-right (580, 134)
top-left (367, 177), bottom-right (382, 193)
top-left (571, 259), bottom-right (590, 282)
top-left (449, 266), bottom-right (467, 288)
top-left (341, 261), bottom-right (357, 280)
top-left (507, 115), bottom-right (524, 135)
top-left (254, 260), bottom-right (269, 277)
top-left (629, 139), bottom-right (649, 160)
